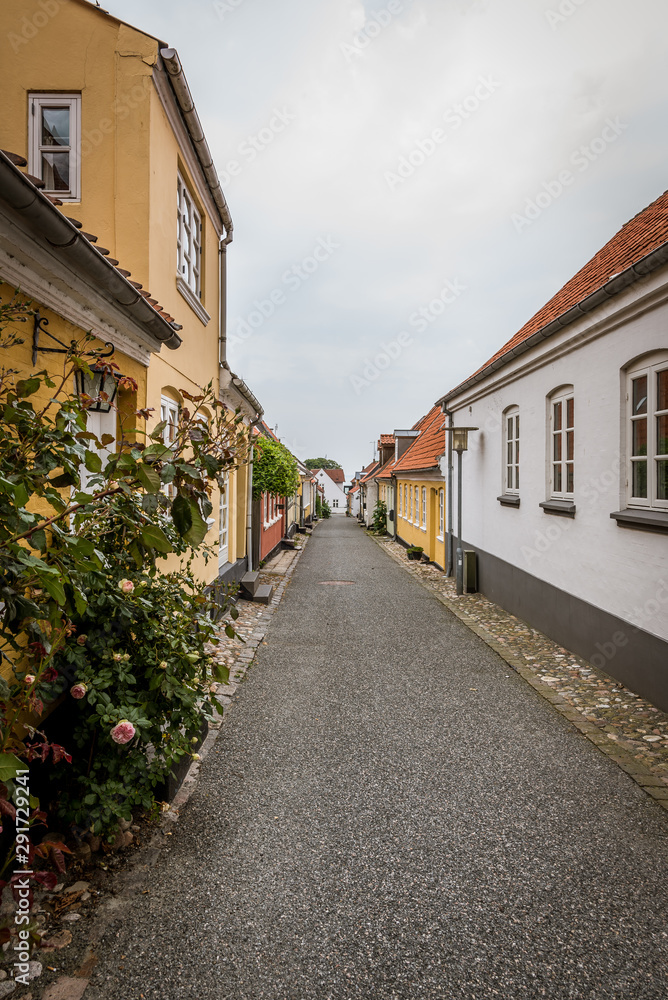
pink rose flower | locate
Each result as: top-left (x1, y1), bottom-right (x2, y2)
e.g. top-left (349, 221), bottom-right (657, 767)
top-left (70, 683), bottom-right (87, 700)
top-left (118, 579), bottom-right (134, 594)
top-left (77, 634), bottom-right (88, 645)
top-left (110, 720), bottom-right (136, 745)
top-left (24, 675), bottom-right (35, 686)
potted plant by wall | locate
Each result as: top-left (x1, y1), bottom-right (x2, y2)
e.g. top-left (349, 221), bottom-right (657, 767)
top-left (406, 545), bottom-right (423, 560)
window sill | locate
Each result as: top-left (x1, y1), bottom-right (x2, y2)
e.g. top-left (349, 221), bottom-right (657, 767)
top-left (539, 499), bottom-right (576, 518)
top-left (497, 494), bottom-right (520, 508)
top-left (176, 276), bottom-right (210, 326)
top-left (610, 508), bottom-right (668, 533)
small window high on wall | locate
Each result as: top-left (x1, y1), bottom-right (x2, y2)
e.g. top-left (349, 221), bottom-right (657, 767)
top-left (29, 94), bottom-right (81, 200)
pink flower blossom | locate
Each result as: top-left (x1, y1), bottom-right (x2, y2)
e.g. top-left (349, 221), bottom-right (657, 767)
top-left (24, 675), bottom-right (35, 686)
top-left (70, 683), bottom-right (87, 700)
top-left (110, 720), bottom-right (136, 745)
top-left (112, 652), bottom-right (122, 662)
top-left (118, 579), bottom-right (134, 594)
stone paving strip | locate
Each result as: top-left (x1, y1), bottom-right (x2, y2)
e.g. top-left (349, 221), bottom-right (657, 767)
top-left (372, 531), bottom-right (668, 810)
top-left (27, 536), bottom-right (309, 1000)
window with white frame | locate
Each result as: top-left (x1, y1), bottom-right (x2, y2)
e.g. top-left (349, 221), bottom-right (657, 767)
top-left (264, 492), bottom-right (268, 524)
top-left (219, 474), bottom-right (229, 568)
top-left (407, 485), bottom-right (412, 521)
top-left (29, 94), bottom-right (81, 201)
top-left (333, 499), bottom-right (339, 508)
top-left (438, 489), bottom-right (444, 538)
top-left (414, 487), bottom-right (419, 524)
top-left (160, 396), bottom-right (179, 498)
top-left (549, 390), bottom-right (574, 498)
top-left (504, 406), bottom-right (520, 494)
top-left (628, 359), bottom-right (668, 508)
top-left (177, 174), bottom-right (202, 297)
top-left (398, 485), bottom-right (402, 517)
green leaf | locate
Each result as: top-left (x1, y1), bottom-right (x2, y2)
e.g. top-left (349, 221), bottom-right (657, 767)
top-left (129, 540), bottom-right (143, 569)
top-left (100, 434), bottom-right (115, 446)
top-left (214, 663), bottom-right (230, 684)
top-left (73, 590), bottom-right (88, 615)
top-left (140, 524), bottom-right (173, 554)
top-left (49, 471), bottom-right (79, 489)
top-left (143, 443), bottom-right (172, 461)
top-left (171, 494), bottom-right (192, 537)
top-left (184, 502), bottom-right (208, 546)
top-left (224, 624), bottom-right (236, 640)
top-left (0, 754), bottom-right (26, 782)
top-left (42, 576), bottom-right (66, 605)
top-left (84, 450), bottom-right (102, 473)
top-left (30, 529), bottom-right (47, 553)
top-left (136, 464), bottom-right (161, 494)
top-left (15, 377), bottom-right (40, 398)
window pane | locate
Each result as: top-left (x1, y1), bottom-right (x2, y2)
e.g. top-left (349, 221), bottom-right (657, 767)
top-left (41, 151), bottom-right (69, 191)
top-left (657, 370), bottom-right (668, 412)
top-left (632, 418), bottom-right (647, 457)
top-left (41, 106), bottom-right (69, 146)
top-left (553, 401), bottom-right (562, 431)
top-left (553, 465), bottom-right (562, 493)
top-left (566, 397), bottom-right (574, 428)
top-left (507, 417), bottom-right (512, 440)
top-left (633, 375), bottom-right (648, 415)
top-left (566, 464), bottom-right (574, 494)
top-left (632, 460), bottom-right (648, 499)
top-left (516, 466), bottom-right (520, 490)
top-left (553, 434), bottom-right (561, 461)
top-left (657, 460), bottom-right (668, 501)
top-left (566, 429), bottom-right (574, 461)
top-left (657, 414), bottom-right (668, 457)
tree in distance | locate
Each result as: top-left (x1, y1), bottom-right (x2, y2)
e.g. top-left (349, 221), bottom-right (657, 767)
top-left (304, 457), bottom-right (341, 470)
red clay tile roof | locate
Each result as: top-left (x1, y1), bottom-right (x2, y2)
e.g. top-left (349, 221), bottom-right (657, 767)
top-left (379, 434), bottom-right (394, 446)
top-left (393, 405), bottom-right (446, 473)
top-left (448, 188), bottom-right (668, 395)
top-left (375, 455), bottom-right (398, 481)
top-left (324, 467), bottom-right (345, 484)
top-left (359, 461), bottom-right (380, 484)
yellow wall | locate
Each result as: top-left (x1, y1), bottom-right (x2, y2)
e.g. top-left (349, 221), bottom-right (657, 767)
top-left (2, 0), bottom-right (242, 584)
top-left (396, 478), bottom-right (446, 569)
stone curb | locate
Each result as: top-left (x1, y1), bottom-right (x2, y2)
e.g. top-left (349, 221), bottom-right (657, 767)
top-left (51, 536), bottom-right (311, 999)
top-left (370, 532), bottom-right (668, 816)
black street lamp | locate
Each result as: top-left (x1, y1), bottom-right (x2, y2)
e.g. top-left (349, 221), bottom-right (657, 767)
top-left (445, 426), bottom-right (478, 595)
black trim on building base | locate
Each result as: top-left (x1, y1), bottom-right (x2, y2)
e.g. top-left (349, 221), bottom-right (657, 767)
top-left (215, 556), bottom-right (248, 587)
top-left (540, 499), bottom-right (576, 517)
top-left (610, 508), bottom-right (668, 533)
top-left (447, 533), bottom-right (668, 712)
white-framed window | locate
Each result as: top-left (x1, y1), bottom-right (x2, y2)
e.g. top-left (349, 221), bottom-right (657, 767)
top-left (333, 498), bottom-right (339, 508)
top-left (627, 358), bottom-right (668, 509)
top-left (504, 406), bottom-right (520, 494)
top-left (407, 485), bottom-right (412, 521)
top-left (549, 390), bottom-right (574, 498)
top-left (414, 487), bottom-right (419, 524)
top-left (177, 174), bottom-right (202, 297)
top-left (438, 488), bottom-right (444, 538)
top-left (264, 492), bottom-right (268, 524)
top-left (160, 396), bottom-right (179, 499)
top-left (421, 487), bottom-right (427, 528)
top-left (219, 474), bottom-right (229, 569)
top-left (29, 94), bottom-right (81, 201)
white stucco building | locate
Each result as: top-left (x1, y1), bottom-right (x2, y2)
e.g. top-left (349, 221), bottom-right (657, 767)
top-left (439, 190), bottom-right (668, 711)
top-left (312, 468), bottom-right (348, 515)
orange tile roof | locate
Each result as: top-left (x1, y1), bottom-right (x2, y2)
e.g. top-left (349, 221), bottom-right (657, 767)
top-left (445, 188), bottom-right (668, 398)
top-left (375, 455), bottom-right (398, 481)
top-left (359, 461), bottom-right (380, 484)
top-left (324, 467), bottom-right (345, 484)
top-left (379, 434), bottom-right (394, 446)
top-left (393, 405), bottom-right (446, 473)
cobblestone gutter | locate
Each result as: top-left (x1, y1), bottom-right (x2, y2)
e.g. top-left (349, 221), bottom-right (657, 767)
top-left (372, 532), bottom-right (668, 813)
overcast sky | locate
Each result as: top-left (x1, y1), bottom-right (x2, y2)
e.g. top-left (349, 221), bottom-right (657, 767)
top-left (109, 0), bottom-right (668, 479)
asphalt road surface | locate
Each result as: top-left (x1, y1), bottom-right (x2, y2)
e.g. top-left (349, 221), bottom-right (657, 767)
top-left (88, 517), bottom-right (668, 999)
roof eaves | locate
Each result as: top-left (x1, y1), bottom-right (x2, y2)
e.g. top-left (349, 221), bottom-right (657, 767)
top-left (439, 237), bottom-right (668, 406)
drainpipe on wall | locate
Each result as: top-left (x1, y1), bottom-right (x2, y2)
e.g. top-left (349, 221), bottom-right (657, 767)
top-left (442, 403), bottom-right (454, 577)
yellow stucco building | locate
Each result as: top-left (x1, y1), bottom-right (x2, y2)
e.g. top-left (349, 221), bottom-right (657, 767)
top-left (1, 0), bottom-right (261, 584)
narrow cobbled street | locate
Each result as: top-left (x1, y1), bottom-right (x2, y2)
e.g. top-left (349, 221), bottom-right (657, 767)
top-left (88, 519), bottom-right (668, 1000)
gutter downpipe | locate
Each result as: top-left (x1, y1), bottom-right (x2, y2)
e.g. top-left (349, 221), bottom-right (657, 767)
top-left (442, 403), bottom-right (454, 577)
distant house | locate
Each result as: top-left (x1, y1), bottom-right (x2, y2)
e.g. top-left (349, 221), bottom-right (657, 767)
top-left (312, 467), bottom-right (347, 514)
top-left (393, 409), bottom-right (446, 567)
top-left (438, 189), bottom-right (668, 711)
